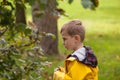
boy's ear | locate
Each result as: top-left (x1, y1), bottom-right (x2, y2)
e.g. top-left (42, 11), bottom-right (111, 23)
top-left (74, 35), bottom-right (80, 41)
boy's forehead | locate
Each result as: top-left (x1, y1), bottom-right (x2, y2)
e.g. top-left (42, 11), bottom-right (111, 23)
top-left (61, 32), bottom-right (71, 38)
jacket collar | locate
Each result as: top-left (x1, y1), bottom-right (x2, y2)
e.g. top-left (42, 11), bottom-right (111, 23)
top-left (68, 46), bottom-right (98, 67)
top-left (71, 47), bottom-right (86, 61)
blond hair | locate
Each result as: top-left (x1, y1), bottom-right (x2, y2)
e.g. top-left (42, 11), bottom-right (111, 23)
top-left (61, 19), bottom-right (85, 42)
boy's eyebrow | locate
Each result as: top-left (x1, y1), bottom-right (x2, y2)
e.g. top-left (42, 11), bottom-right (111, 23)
top-left (62, 37), bottom-right (66, 39)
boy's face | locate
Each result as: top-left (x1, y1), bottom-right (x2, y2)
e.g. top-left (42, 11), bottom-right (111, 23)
top-left (61, 31), bottom-right (77, 50)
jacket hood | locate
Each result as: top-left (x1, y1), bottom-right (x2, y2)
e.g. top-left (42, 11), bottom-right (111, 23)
top-left (83, 46), bottom-right (98, 67)
top-left (70, 46), bottom-right (98, 67)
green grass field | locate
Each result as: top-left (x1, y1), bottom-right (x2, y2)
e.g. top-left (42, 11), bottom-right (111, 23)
top-left (48, 0), bottom-right (120, 80)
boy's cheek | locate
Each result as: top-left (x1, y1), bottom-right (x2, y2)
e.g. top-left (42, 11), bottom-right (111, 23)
top-left (65, 46), bottom-right (71, 50)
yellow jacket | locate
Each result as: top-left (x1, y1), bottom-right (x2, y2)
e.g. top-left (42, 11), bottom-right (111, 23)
top-left (53, 57), bottom-right (98, 80)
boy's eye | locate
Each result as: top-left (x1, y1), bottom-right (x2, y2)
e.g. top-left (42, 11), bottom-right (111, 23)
top-left (63, 38), bottom-right (66, 41)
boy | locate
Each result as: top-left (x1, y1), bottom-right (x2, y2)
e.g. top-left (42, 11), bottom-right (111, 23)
top-left (53, 19), bottom-right (98, 80)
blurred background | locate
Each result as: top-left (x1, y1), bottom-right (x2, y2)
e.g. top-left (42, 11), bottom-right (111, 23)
top-left (0, 0), bottom-right (120, 80)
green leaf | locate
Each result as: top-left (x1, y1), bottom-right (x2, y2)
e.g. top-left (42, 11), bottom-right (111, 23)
top-left (15, 23), bottom-right (26, 32)
top-left (0, 7), bottom-right (13, 26)
top-left (27, 52), bottom-right (35, 57)
top-left (81, 0), bottom-right (98, 10)
top-left (24, 28), bottom-right (32, 36)
top-left (0, 39), bottom-right (7, 46)
top-left (91, 0), bottom-right (99, 7)
top-left (46, 33), bottom-right (56, 40)
top-left (68, 0), bottom-right (73, 4)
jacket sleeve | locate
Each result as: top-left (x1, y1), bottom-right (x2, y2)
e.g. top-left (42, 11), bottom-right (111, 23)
top-left (53, 70), bottom-right (65, 80)
top-left (53, 67), bottom-right (65, 80)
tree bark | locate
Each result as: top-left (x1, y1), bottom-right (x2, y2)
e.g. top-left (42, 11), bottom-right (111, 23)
top-left (32, 0), bottom-right (59, 55)
top-left (15, 2), bottom-right (26, 24)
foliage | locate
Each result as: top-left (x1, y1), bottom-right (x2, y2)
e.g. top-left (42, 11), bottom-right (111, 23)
top-left (56, 0), bottom-right (99, 16)
top-left (81, 0), bottom-right (99, 10)
top-left (0, 31), bottom-right (53, 80)
top-left (0, 0), bottom-right (54, 80)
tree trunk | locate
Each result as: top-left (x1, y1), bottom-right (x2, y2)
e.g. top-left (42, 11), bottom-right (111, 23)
top-left (32, 0), bottom-right (59, 55)
top-left (15, 2), bottom-right (26, 24)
